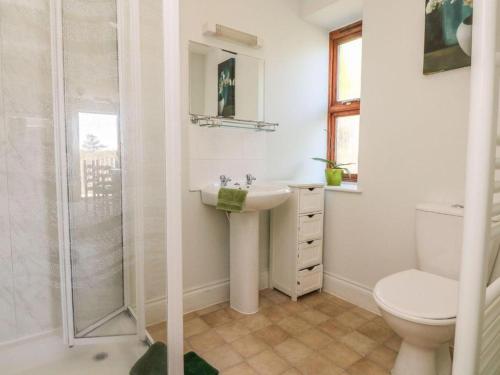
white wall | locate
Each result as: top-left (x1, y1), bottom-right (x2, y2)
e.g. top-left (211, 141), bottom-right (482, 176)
top-left (179, 0), bottom-right (328, 308)
top-left (321, 0), bottom-right (471, 310)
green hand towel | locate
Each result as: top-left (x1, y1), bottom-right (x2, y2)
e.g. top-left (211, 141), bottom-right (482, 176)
top-left (216, 187), bottom-right (248, 213)
top-left (130, 342), bottom-right (219, 375)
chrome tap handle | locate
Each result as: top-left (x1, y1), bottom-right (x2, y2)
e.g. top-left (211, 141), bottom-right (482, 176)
top-left (220, 175), bottom-right (232, 187)
top-left (246, 173), bottom-right (257, 185)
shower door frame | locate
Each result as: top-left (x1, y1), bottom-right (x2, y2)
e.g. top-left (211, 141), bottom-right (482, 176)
top-left (50, 0), bottom-right (146, 346)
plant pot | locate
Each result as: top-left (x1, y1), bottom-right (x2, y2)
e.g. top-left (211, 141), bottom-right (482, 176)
top-left (456, 15), bottom-right (473, 56)
top-left (325, 168), bottom-right (343, 186)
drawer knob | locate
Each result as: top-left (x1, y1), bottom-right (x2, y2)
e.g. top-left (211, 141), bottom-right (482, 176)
top-left (307, 240), bottom-right (314, 245)
top-left (308, 214), bottom-right (315, 218)
top-left (308, 188), bottom-right (315, 191)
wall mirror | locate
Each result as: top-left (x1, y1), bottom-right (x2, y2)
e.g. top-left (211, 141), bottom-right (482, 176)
top-left (189, 41), bottom-right (265, 123)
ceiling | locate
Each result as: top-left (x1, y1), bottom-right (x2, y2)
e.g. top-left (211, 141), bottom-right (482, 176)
top-left (300, 0), bottom-right (363, 31)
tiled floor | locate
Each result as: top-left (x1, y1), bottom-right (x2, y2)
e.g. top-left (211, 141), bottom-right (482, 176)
top-left (147, 289), bottom-right (402, 375)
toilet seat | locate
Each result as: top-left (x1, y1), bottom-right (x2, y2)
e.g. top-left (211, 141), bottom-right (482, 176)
top-left (374, 269), bottom-right (458, 325)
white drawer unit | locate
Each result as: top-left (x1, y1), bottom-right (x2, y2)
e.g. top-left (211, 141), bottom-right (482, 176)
top-left (270, 183), bottom-right (325, 301)
top-left (297, 265), bottom-right (323, 295)
top-left (298, 240), bottom-right (323, 270)
top-left (299, 187), bottom-right (324, 213)
top-left (298, 213), bottom-right (324, 242)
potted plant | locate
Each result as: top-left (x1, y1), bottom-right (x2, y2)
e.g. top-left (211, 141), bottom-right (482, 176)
top-left (312, 158), bottom-right (353, 186)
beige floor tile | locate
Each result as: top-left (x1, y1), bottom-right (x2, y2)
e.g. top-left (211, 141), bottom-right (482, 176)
top-left (384, 335), bottom-right (402, 352)
top-left (260, 305), bottom-right (288, 323)
top-left (318, 319), bottom-right (352, 340)
top-left (350, 307), bottom-right (378, 321)
top-left (278, 316), bottom-right (312, 336)
top-left (184, 296), bottom-right (399, 374)
top-left (188, 329), bottom-right (226, 354)
top-left (241, 313), bottom-right (273, 332)
top-left (225, 307), bottom-right (248, 320)
top-left (335, 312), bottom-right (367, 330)
top-left (184, 340), bottom-right (192, 354)
top-left (340, 331), bottom-right (379, 356)
top-left (282, 369), bottom-right (302, 375)
top-left (184, 317), bottom-right (210, 338)
top-left (263, 289), bottom-right (290, 304)
top-left (274, 338), bottom-right (313, 365)
top-left (296, 328), bottom-right (333, 350)
top-left (367, 346), bottom-right (397, 371)
top-left (357, 321), bottom-right (394, 344)
top-left (247, 350), bottom-right (291, 375)
top-left (295, 353), bottom-right (345, 375)
top-left (327, 295), bottom-right (357, 310)
top-left (372, 317), bottom-right (391, 330)
top-left (232, 334), bottom-right (271, 358)
top-left (203, 344), bottom-right (244, 371)
top-left (299, 292), bottom-right (329, 307)
top-left (197, 304), bottom-right (224, 316)
top-left (201, 309), bottom-right (234, 327)
top-left (259, 297), bottom-right (274, 308)
top-left (297, 309), bottom-right (330, 325)
top-left (315, 302), bottom-right (346, 318)
top-left (254, 325), bottom-right (290, 347)
top-left (281, 301), bottom-right (309, 314)
top-left (184, 312), bottom-right (198, 321)
top-left (147, 322), bottom-right (166, 342)
top-left (215, 321), bottom-right (251, 343)
top-left (320, 342), bottom-right (362, 369)
top-left (346, 359), bottom-right (389, 375)
top-left (222, 362), bottom-right (259, 375)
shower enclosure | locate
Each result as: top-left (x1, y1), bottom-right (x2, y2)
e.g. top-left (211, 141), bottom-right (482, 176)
top-left (50, 0), bottom-right (184, 369)
top-left (51, 0), bottom-right (148, 345)
top-left (0, 0), bottom-right (183, 371)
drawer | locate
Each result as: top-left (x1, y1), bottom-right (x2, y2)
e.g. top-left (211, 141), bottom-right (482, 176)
top-left (297, 264), bottom-right (323, 295)
top-left (298, 213), bottom-right (323, 242)
top-left (299, 187), bottom-right (324, 214)
top-left (298, 240), bottom-right (322, 269)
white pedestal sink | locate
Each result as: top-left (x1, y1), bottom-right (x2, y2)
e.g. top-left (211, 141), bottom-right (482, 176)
top-left (201, 182), bottom-right (292, 314)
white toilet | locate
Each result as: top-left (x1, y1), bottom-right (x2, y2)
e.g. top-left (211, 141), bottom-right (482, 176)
top-left (373, 204), bottom-right (500, 375)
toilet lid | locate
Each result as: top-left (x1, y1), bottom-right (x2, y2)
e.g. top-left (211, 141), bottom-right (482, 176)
top-left (374, 269), bottom-right (458, 320)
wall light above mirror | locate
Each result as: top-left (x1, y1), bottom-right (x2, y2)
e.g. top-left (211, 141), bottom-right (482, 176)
top-left (189, 41), bottom-right (277, 131)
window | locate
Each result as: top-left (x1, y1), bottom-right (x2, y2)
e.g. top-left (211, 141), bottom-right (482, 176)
top-left (328, 21), bottom-right (362, 182)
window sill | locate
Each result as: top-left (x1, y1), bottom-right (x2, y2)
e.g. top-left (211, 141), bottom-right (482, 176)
top-left (324, 182), bottom-right (362, 194)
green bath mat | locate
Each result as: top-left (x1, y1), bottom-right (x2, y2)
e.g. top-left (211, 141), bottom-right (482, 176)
top-left (184, 352), bottom-right (219, 375)
top-left (130, 342), bottom-right (218, 375)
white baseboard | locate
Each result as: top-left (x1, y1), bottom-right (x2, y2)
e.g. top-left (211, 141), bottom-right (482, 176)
top-left (323, 271), bottom-right (380, 314)
top-left (146, 271), bottom-right (269, 326)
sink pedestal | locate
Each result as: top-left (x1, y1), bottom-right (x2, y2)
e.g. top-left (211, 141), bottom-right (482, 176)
top-left (229, 211), bottom-right (260, 314)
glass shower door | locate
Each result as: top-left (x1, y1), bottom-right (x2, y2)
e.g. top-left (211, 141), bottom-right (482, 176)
top-left (60, 0), bottom-right (136, 339)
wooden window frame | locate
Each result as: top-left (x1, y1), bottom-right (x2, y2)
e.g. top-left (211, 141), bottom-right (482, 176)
top-left (328, 21), bottom-right (362, 182)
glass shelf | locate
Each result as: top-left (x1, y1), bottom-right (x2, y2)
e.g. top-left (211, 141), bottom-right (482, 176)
top-left (190, 114), bottom-right (278, 132)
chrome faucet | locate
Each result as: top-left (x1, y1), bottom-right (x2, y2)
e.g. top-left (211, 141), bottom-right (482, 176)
top-left (246, 173), bottom-right (257, 185)
top-left (220, 175), bottom-right (232, 187)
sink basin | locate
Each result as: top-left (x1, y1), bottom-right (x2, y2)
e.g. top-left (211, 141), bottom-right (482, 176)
top-left (201, 182), bottom-right (292, 212)
top-left (200, 181), bottom-right (292, 314)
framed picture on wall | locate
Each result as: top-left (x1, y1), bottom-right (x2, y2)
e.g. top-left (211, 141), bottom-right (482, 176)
top-left (423, 0), bottom-right (473, 75)
top-left (218, 58), bottom-right (236, 117)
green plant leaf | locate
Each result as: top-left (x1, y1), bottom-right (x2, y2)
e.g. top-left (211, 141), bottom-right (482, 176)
top-left (312, 157), bottom-right (354, 169)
